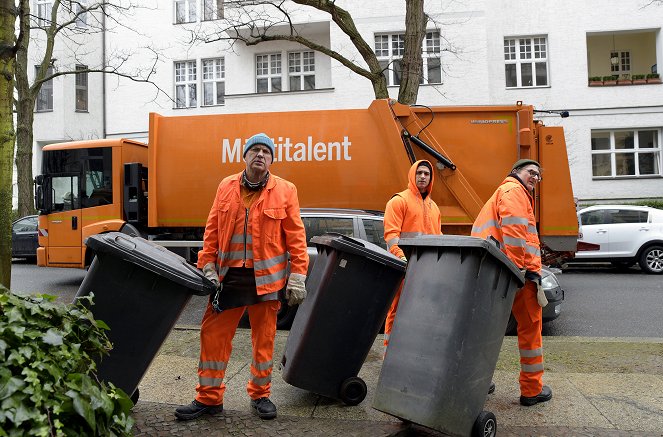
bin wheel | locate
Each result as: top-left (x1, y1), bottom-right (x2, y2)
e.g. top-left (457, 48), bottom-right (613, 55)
top-left (339, 377), bottom-right (367, 406)
top-left (130, 388), bottom-right (140, 405)
top-left (472, 410), bottom-right (496, 437)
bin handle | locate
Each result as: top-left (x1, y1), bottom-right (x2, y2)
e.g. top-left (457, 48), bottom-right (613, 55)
top-left (326, 232), bottom-right (366, 248)
top-left (113, 234), bottom-right (137, 251)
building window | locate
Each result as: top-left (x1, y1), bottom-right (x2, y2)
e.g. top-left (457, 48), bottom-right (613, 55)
top-left (256, 54), bottom-right (282, 93)
top-left (36, 0), bottom-right (52, 27)
top-left (288, 51), bottom-right (315, 91)
top-left (202, 58), bottom-right (224, 106)
top-left (174, 0), bottom-right (196, 24)
top-left (74, 0), bottom-right (87, 28)
top-left (591, 129), bottom-right (661, 178)
top-left (504, 36), bottom-right (548, 88)
top-left (375, 31), bottom-right (442, 86)
top-left (35, 65), bottom-right (53, 112)
top-left (174, 61), bottom-right (197, 108)
top-left (610, 51), bottom-right (631, 75)
top-left (203, 0), bottom-right (223, 21)
top-left (75, 65), bottom-right (88, 112)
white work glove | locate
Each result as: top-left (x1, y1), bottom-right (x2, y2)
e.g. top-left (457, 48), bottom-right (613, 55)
top-left (536, 282), bottom-right (548, 308)
top-left (202, 262), bottom-right (221, 290)
top-left (400, 256), bottom-right (407, 262)
top-left (285, 272), bottom-right (307, 306)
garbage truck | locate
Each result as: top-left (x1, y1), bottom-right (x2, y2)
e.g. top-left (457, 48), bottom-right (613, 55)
top-left (34, 99), bottom-right (578, 270)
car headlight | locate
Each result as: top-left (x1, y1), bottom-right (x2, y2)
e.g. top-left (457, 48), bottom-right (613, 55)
top-left (541, 272), bottom-right (559, 290)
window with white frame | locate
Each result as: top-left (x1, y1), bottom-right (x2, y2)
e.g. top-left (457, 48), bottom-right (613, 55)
top-left (504, 36), bottom-right (549, 88)
top-left (610, 51), bottom-right (631, 75)
top-left (288, 51), bottom-right (315, 91)
top-left (202, 58), bottom-right (225, 106)
top-left (591, 129), bottom-right (661, 178)
top-left (174, 61), bottom-right (197, 108)
top-left (203, 0), bottom-right (223, 21)
top-left (375, 31), bottom-right (442, 86)
top-left (35, 65), bottom-right (53, 112)
top-left (74, 0), bottom-right (87, 28)
top-left (75, 65), bottom-right (88, 111)
top-left (256, 54), bottom-right (282, 93)
top-left (36, 0), bottom-right (52, 26)
top-left (174, 0), bottom-right (196, 24)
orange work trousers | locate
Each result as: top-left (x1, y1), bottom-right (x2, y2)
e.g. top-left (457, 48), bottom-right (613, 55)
top-left (512, 280), bottom-right (544, 397)
top-left (195, 299), bottom-right (280, 406)
top-left (383, 280), bottom-right (404, 347)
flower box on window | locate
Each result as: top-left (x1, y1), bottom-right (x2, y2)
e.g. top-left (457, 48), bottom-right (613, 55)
top-left (646, 73), bottom-right (662, 84)
top-left (602, 75), bottom-right (618, 86)
top-left (632, 74), bottom-right (647, 85)
top-left (588, 76), bottom-right (603, 86)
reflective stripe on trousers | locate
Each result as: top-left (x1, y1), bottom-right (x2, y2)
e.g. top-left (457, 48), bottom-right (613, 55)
top-left (512, 281), bottom-right (544, 397)
top-left (195, 299), bottom-right (280, 405)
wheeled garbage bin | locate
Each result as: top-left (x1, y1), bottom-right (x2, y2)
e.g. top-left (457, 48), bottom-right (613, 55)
top-left (74, 232), bottom-right (216, 403)
top-left (281, 233), bottom-right (406, 405)
top-left (372, 235), bottom-right (524, 437)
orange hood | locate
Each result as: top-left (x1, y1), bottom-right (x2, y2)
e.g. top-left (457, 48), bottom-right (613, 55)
top-left (408, 159), bottom-right (434, 197)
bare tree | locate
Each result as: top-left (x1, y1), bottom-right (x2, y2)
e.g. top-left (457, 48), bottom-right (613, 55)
top-left (190, 0), bottom-right (431, 104)
top-left (1, 0), bottom-right (18, 288)
top-left (13, 0), bottom-right (166, 217)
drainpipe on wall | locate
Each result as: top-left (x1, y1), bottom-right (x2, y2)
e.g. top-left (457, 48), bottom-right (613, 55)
top-left (101, 1), bottom-right (106, 138)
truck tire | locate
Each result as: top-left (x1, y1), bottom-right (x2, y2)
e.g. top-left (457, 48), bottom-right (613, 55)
top-left (638, 245), bottom-right (663, 274)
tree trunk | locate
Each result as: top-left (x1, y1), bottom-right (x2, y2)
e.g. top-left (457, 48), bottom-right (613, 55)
top-left (0, 0), bottom-right (17, 289)
top-left (398, 0), bottom-right (426, 105)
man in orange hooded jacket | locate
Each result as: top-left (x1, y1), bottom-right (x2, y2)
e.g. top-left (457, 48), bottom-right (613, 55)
top-left (471, 159), bottom-right (552, 406)
top-left (175, 133), bottom-right (309, 421)
top-left (383, 160), bottom-right (441, 348)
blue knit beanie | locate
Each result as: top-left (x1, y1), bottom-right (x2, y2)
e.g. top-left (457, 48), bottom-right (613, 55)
top-left (243, 133), bottom-right (275, 158)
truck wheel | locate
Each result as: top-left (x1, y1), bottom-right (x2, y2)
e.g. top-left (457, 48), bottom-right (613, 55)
top-left (638, 245), bottom-right (663, 274)
top-left (472, 411), bottom-right (497, 437)
top-left (339, 377), bottom-right (367, 406)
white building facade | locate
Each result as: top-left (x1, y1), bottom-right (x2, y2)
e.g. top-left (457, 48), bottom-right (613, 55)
top-left (25, 0), bottom-right (663, 206)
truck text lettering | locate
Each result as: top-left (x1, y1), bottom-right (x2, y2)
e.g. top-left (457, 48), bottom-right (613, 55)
top-left (222, 136), bottom-right (352, 163)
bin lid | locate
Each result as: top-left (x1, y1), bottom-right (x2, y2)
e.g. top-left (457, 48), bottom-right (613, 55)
top-left (398, 235), bottom-right (524, 286)
top-left (85, 232), bottom-right (216, 296)
top-left (310, 233), bottom-right (406, 272)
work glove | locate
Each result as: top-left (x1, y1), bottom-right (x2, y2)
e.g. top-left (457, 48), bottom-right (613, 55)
top-left (285, 273), bottom-right (307, 306)
top-left (400, 256), bottom-right (407, 262)
top-left (536, 282), bottom-right (548, 308)
top-left (202, 262), bottom-right (221, 290)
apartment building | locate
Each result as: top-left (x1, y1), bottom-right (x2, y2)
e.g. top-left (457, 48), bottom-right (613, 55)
top-left (25, 0), bottom-right (663, 206)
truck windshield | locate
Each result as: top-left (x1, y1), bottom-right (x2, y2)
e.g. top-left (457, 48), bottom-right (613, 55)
top-left (42, 147), bottom-right (113, 211)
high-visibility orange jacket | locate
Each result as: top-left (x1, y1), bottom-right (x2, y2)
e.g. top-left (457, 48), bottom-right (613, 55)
top-left (470, 175), bottom-right (541, 275)
top-left (197, 172), bottom-right (309, 295)
top-left (384, 160), bottom-right (442, 259)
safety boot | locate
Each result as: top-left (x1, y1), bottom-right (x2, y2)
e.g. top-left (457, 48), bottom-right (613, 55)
top-left (250, 397), bottom-right (277, 420)
top-left (174, 400), bottom-right (223, 420)
top-left (520, 385), bottom-right (553, 406)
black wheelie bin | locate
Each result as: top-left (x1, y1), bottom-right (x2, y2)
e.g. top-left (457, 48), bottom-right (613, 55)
top-left (74, 232), bottom-right (216, 403)
top-left (372, 235), bottom-right (524, 437)
top-left (281, 233), bottom-right (406, 405)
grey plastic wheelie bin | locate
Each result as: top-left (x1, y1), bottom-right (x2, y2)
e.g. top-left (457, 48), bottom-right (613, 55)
top-left (372, 235), bottom-right (524, 437)
top-left (74, 232), bottom-right (216, 403)
top-left (281, 233), bottom-right (406, 405)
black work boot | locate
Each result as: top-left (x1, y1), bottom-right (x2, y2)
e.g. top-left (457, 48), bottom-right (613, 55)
top-left (250, 397), bottom-right (277, 420)
top-left (520, 385), bottom-right (553, 406)
top-left (174, 400), bottom-right (223, 420)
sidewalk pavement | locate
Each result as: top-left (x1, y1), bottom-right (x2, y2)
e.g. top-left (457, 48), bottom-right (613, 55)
top-left (131, 327), bottom-right (663, 436)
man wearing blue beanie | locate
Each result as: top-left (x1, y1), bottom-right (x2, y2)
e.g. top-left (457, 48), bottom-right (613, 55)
top-left (176, 131), bottom-right (308, 422)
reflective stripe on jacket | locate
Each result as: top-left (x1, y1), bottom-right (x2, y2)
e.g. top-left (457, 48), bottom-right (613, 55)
top-left (384, 160), bottom-right (442, 259)
top-left (470, 176), bottom-right (541, 274)
top-left (198, 172), bottom-right (309, 295)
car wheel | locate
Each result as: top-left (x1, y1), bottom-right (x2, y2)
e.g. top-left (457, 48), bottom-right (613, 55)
top-left (505, 313), bottom-right (517, 335)
top-left (638, 245), bottom-right (663, 274)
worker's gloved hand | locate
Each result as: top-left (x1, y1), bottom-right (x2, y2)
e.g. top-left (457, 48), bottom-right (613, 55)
top-left (520, 268), bottom-right (527, 276)
top-left (202, 262), bottom-right (221, 290)
top-left (536, 282), bottom-right (548, 307)
top-left (400, 256), bottom-right (407, 262)
top-left (285, 273), bottom-right (307, 306)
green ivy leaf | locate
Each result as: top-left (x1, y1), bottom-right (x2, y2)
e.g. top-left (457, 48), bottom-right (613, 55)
top-left (42, 329), bottom-right (64, 346)
top-left (66, 389), bottom-right (96, 433)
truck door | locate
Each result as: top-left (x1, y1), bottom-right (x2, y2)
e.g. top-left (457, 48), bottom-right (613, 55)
top-left (47, 174), bottom-right (82, 265)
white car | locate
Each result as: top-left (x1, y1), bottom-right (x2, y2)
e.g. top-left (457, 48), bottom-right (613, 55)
top-left (575, 205), bottom-right (663, 274)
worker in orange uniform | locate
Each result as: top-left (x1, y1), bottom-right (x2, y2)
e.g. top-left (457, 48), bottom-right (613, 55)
top-left (383, 160), bottom-right (441, 347)
top-left (175, 133), bottom-right (309, 421)
top-left (471, 159), bottom-right (551, 406)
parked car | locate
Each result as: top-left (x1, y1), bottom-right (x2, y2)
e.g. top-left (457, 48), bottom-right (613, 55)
top-left (574, 205), bottom-right (663, 274)
top-left (11, 215), bottom-right (39, 261)
top-left (271, 208), bottom-right (563, 332)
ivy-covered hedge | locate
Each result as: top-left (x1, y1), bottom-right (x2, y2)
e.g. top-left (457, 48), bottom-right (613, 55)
top-left (0, 287), bottom-right (134, 436)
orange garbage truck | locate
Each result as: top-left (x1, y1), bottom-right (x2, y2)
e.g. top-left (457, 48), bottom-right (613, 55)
top-left (34, 99), bottom-right (577, 269)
